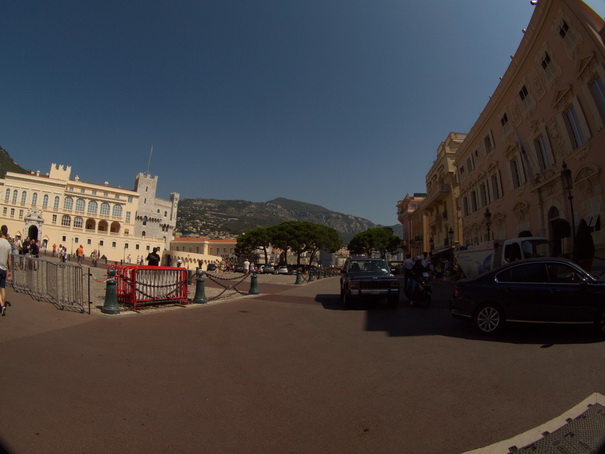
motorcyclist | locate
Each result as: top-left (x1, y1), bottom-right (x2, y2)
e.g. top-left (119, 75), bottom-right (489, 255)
top-left (407, 256), bottom-right (423, 303)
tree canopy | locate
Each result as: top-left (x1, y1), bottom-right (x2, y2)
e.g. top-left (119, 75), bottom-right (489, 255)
top-left (236, 221), bottom-right (342, 265)
top-left (347, 227), bottom-right (401, 258)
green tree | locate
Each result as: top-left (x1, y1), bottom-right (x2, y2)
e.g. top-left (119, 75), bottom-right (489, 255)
top-left (347, 227), bottom-right (400, 258)
top-left (307, 224), bottom-right (342, 264)
top-left (236, 227), bottom-right (271, 264)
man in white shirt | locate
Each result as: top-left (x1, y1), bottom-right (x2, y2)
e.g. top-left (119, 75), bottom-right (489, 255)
top-left (0, 225), bottom-right (13, 316)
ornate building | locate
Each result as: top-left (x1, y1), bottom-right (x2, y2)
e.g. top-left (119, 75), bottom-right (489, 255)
top-left (453, 0), bottom-right (605, 255)
top-left (0, 163), bottom-right (178, 263)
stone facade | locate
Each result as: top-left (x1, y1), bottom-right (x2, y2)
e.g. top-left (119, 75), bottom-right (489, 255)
top-left (397, 193), bottom-right (426, 258)
top-left (399, 0), bottom-right (605, 260)
top-left (0, 164), bottom-right (178, 263)
top-left (454, 0), bottom-right (605, 256)
top-left (169, 237), bottom-right (237, 269)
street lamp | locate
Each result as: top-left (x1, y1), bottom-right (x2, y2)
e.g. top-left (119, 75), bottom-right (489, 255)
top-left (561, 161), bottom-right (576, 249)
top-left (448, 227), bottom-right (454, 275)
top-left (484, 208), bottom-right (492, 241)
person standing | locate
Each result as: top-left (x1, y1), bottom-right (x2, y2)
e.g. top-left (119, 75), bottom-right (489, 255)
top-left (403, 254), bottom-right (414, 297)
top-left (0, 226), bottom-right (13, 316)
top-left (243, 259), bottom-right (250, 274)
top-left (76, 245), bottom-right (84, 265)
top-left (146, 247), bottom-right (160, 266)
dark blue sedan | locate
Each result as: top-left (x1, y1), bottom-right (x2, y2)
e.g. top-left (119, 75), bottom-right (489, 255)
top-left (450, 258), bottom-right (605, 335)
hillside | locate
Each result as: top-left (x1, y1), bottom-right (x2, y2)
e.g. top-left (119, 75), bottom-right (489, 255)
top-left (176, 197), bottom-right (385, 242)
top-left (0, 146), bottom-right (400, 242)
top-left (0, 146), bottom-right (29, 177)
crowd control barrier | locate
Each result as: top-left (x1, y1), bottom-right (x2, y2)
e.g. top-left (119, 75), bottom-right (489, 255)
top-left (109, 265), bottom-right (188, 310)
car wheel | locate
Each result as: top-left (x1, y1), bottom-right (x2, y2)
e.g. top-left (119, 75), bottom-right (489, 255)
top-left (422, 293), bottom-right (431, 308)
top-left (474, 304), bottom-right (504, 335)
top-left (596, 307), bottom-right (605, 336)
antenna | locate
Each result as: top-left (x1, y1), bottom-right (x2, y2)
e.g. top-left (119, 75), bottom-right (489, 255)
top-left (145, 146), bottom-right (153, 175)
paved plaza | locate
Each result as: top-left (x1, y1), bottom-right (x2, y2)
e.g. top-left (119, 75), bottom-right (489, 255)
top-left (1, 275), bottom-right (604, 453)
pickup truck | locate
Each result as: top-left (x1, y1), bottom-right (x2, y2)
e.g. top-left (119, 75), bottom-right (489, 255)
top-left (340, 258), bottom-right (400, 309)
top-left (455, 237), bottom-right (550, 279)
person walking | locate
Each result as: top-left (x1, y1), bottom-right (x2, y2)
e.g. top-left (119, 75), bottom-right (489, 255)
top-left (0, 226), bottom-right (13, 316)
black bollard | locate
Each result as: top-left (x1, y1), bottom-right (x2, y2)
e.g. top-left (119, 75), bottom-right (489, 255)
top-left (101, 268), bottom-right (120, 315)
top-left (193, 269), bottom-right (207, 304)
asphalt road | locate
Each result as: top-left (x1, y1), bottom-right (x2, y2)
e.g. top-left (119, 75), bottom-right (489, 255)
top-left (1, 277), bottom-right (604, 454)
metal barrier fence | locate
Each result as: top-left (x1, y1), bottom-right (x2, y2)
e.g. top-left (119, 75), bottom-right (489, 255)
top-left (10, 253), bottom-right (91, 313)
top-left (109, 265), bottom-right (188, 310)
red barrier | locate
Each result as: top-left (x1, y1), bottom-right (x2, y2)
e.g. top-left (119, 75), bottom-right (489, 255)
top-left (109, 265), bottom-right (188, 310)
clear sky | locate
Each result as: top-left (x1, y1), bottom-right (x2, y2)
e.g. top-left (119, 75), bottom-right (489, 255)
top-left (2, 1), bottom-right (604, 226)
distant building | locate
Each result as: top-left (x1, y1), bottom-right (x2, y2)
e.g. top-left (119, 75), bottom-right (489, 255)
top-left (421, 132), bottom-right (466, 256)
top-left (397, 193), bottom-right (426, 257)
top-left (0, 163), bottom-right (178, 263)
top-left (169, 237), bottom-right (237, 269)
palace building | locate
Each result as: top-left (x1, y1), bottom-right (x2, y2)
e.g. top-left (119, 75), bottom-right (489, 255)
top-left (0, 163), bottom-right (179, 263)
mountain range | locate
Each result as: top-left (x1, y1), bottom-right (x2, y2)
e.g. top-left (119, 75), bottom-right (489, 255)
top-left (0, 147), bottom-right (400, 242)
top-left (176, 197), bottom-right (398, 243)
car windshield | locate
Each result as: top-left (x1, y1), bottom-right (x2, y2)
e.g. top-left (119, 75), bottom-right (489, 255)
top-left (348, 260), bottom-right (390, 274)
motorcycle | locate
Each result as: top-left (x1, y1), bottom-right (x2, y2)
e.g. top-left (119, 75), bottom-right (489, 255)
top-left (406, 271), bottom-right (432, 307)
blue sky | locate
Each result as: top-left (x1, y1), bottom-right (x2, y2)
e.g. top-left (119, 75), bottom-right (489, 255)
top-left (2, 1), bottom-right (604, 226)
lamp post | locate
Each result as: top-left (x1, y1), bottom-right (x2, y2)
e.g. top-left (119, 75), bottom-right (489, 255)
top-left (484, 208), bottom-right (492, 241)
top-left (448, 227), bottom-right (454, 275)
top-left (561, 161), bottom-right (576, 251)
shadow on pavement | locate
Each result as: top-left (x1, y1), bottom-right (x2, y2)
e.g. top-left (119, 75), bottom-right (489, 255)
top-left (315, 287), bottom-right (605, 346)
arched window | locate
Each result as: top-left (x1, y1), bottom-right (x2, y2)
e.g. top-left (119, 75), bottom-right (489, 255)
top-left (64, 197), bottom-right (73, 210)
top-left (88, 201), bottom-right (98, 214)
top-left (100, 202), bottom-right (110, 216)
top-left (4, 189), bottom-right (9, 201)
top-left (61, 215), bottom-right (71, 227)
top-left (12, 190), bottom-right (18, 203)
top-left (112, 205), bottom-right (123, 217)
top-left (32, 193), bottom-right (38, 206)
top-left (53, 196), bottom-right (60, 209)
top-left (75, 199), bottom-right (85, 212)
top-left (21, 191), bottom-right (27, 204)
top-left (143, 216), bottom-right (148, 226)
top-left (42, 195), bottom-right (49, 208)
top-left (74, 217), bottom-right (84, 228)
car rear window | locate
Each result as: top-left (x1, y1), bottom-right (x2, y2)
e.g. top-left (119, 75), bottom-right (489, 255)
top-left (496, 263), bottom-right (548, 283)
top-left (348, 261), bottom-right (389, 274)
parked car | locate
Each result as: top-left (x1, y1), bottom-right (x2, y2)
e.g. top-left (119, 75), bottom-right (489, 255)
top-left (340, 258), bottom-right (400, 309)
top-left (207, 263), bottom-right (217, 271)
top-left (450, 257), bottom-right (605, 336)
top-left (233, 264), bottom-right (244, 273)
top-left (277, 266), bottom-right (289, 275)
top-left (261, 264), bottom-right (276, 274)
